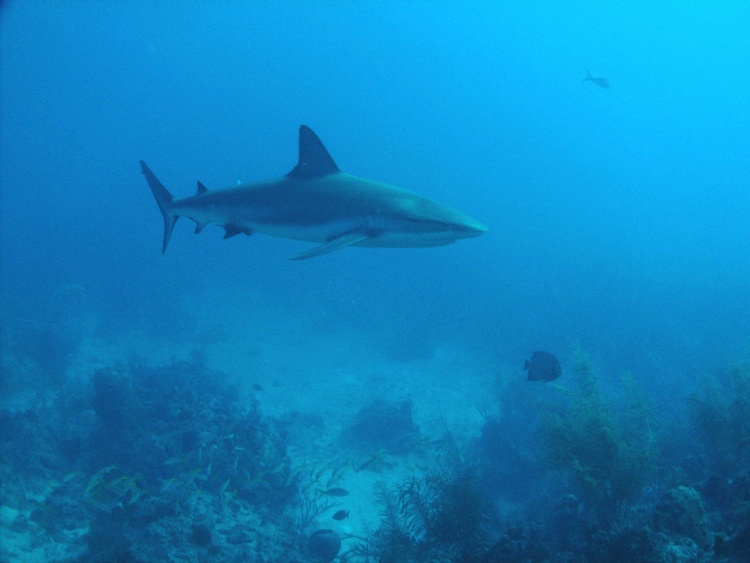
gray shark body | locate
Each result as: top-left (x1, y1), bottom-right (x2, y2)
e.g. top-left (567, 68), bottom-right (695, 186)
top-left (583, 69), bottom-right (609, 89)
top-left (141, 126), bottom-right (486, 260)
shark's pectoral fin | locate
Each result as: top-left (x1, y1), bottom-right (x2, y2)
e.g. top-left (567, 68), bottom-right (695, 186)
top-left (290, 233), bottom-right (368, 261)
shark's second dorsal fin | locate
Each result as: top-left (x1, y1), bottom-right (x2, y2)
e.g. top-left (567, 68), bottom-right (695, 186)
top-left (287, 125), bottom-right (340, 179)
top-left (196, 181), bottom-right (208, 195)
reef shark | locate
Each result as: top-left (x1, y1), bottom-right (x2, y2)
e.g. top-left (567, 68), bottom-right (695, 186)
top-left (141, 125), bottom-right (487, 260)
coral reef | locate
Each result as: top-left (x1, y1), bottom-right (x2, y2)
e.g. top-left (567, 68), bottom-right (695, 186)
top-left (4, 332), bottom-right (750, 562)
top-left (0, 357), bottom-right (303, 562)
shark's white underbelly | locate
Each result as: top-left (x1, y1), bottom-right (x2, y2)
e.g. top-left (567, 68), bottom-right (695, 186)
top-left (245, 216), bottom-right (455, 248)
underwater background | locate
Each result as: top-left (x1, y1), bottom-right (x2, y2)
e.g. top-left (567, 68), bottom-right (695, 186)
top-left (1, 2), bottom-right (749, 561)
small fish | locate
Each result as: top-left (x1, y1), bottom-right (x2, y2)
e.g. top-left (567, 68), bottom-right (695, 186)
top-left (84, 465), bottom-right (117, 496)
top-left (50, 283), bottom-right (85, 303)
top-left (159, 477), bottom-right (177, 493)
top-left (328, 459), bottom-right (350, 483)
top-left (583, 69), bottom-right (609, 88)
top-left (252, 383), bottom-right (264, 391)
top-left (323, 487), bottom-right (350, 497)
top-left (332, 510), bottom-right (349, 520)
top-left (524, 351), bottom-right (562, 382)
top-left (60, 471), bottom-right (81, 485)
top-left (127, 488), bottom-right (145, 505)
top-left (355, 449), bottom-right (387, 473)
top-left (88, 498), bottom-right (121, 513)
top-left (163, 456), bottom-right (184, 466)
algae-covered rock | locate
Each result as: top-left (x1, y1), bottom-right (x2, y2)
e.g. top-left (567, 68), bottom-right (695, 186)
top-left (191, 522), bottom-right (212, 547)
top-left (0, 505), bottom-right (20, 527)
top-left (343, 398), bottom-right (419, 454)
top-left (663, 536), bottom-right (701, 563)
top-left (308, 528), bottom-right (341, 562)
top-left (655, 486), bottom-right (710, 548)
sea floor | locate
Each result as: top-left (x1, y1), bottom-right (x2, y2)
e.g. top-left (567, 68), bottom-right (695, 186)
top-left (4, 289), bottom-right (747, 561)
top-left (0, 291), bottom-right (504, 562)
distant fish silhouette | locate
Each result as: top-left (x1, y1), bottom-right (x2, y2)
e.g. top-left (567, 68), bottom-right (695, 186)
top-left (524, 351), bottom-right (562, 382)
top-left (332, 510), bottom-right (349, 521)
top-left (583, 69), bottom-right (609, 89)
top-left (322, 487), bottom-right (350, 497)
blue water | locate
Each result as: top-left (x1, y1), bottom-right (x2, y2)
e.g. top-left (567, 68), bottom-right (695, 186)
top-left (1, 2), bottom-right (749, 560)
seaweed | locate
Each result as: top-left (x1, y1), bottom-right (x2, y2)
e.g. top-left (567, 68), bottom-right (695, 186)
top-left (350, 481), bottom-right (414, 562)
top-left (537, 343), bottom-right (660, 521)
top-left (688, 359), bottom-right (750, 479)
top-left (485, 525), bottom-right (550, 562)
top-left (397, 476), bottom-right (437, 543)
top-left (352, 468), bottom-right (496, 562)
top-left (296, 483), bottom-right (338, 531)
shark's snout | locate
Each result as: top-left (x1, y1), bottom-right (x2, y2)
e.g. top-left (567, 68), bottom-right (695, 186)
top-left (462, 218), bottom-right (488, 237)
top-left (443, 215), bottom-right (487, 239)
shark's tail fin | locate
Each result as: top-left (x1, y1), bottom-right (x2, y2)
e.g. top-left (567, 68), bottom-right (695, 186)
top-left (583, 68), bottom-right (593, 81)
top-left (140, 161), bottom-right (177, 253)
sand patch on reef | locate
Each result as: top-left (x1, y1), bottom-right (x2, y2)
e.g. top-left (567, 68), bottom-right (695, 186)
top-left (191, 302), bottom-right (502, 547)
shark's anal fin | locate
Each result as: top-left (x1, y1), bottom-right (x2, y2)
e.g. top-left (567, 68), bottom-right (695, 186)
top-left (290, 233), bottom-right (368, 260)
top-left (223, 224), bottom-right (253, 239)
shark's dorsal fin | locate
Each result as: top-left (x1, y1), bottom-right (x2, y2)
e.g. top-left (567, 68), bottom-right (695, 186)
top-left (196, 181), bottom-right (208, 195)
top-left (287, 125), bottom-right (340, 179)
